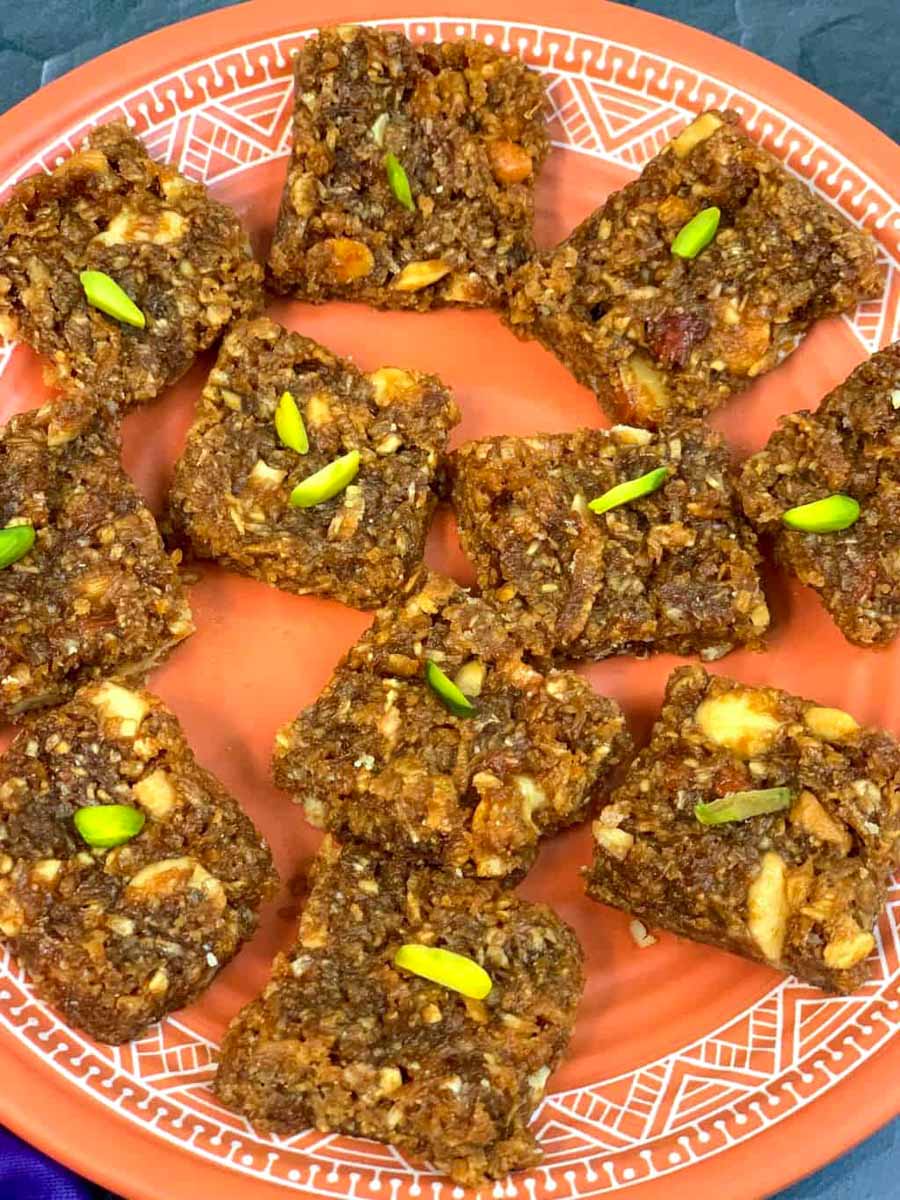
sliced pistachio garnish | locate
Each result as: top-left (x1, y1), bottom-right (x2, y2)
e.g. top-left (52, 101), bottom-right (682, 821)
top-left (782, 494), bottom-right (860, 533)
top-left (0, 524), bottom-right (35, 569)
top-left (694, 787), bottom-right (792, 826)
top-left (79, 270), bottom-right (146, 328)
top-left (425, 659), bottom-right (476, 717)
top-left (394, 943), bottom-right (492, 999)
top-left (588, 465), bottom-right (669, 515)
top-left (74, 804), bottom-right (146, 848)
top-left (384, 152), bottom-right (415, 212)
top-left (275, 391), bottom-right (309, 454)
top-left (671, 206), bottom-right (721, 259)
top-left (289, 450), bottom-right (360, 508)
top-left (371, 113), bottom-right (389, 147)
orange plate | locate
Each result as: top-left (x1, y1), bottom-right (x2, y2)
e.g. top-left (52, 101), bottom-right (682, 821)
top-left (0, 2), bottom-right (898, 1198)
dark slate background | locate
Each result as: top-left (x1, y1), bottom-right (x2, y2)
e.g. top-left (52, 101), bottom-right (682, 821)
top-left (0, 2), bottom-right (897, 1199)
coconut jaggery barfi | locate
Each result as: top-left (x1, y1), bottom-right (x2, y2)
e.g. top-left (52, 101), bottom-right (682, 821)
top-left (267, 26), bottom-right (548, 309)
top-left (505, 110), bottom-right (883, 425)
top-left (274, 571), bottom-right (631, 878)
top-left (0, 122), bottom-right (263, 409)
top-left (450, 421), bottom-right (769, 662)
top-left (215, 836), bottom-right (582, 1184)
top-left (0, 680), bottom-right (277, 1043)
top-left (0, 404), bottom-right (193, 721)
top-left (587, 666), bottom-right (900, 993)
top-left (739, 342), bottom-right (900, 646)
top-left (168, 317), bottom-right (459, 609)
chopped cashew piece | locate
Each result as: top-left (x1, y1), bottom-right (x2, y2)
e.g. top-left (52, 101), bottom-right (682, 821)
top-left (248, 460), bottom-right (287, 488)
top-left (368, 367), bottom-right (420, 406)
top-left (790, 790), bottom-right (852, 854)
top-left (391, 260), bottom-right (452, 292)
top-left (695, 689), bottom-right (782, 758)
top-left (618, 353), bottom-right (669, 422)
top-left (804, 706), bottom-right (859, 741)
top-left (94, 207), bottom-right (186, 246)
top-left (89, 682), bottom-right (150, 738)
top-left (747, 851), bottom-right (788, 962)
top-left (593, 824), bottom-right (634, 861)
top-left (670, 112), bottom-right (724, 158)
top-left (132, 769), bottom-right (178, 820)
top-left (823, 927), bottom-right (875, 970)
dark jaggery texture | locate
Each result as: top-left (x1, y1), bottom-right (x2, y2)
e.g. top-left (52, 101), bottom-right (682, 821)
top-left (215, 837), bottom-right (583, 1185)
top-left (739, 341), bottom-right (900, 645)
top-left (587, 666), bottom-right (900, 993)
top-left (168, 318), bottom-right (459, 609)
top-left (0, 681), bottom-right (277, 1043)
top-left (273, 571), bottom-right (631, 878)
top-left (0, 405), bottom-right (193, 721)
top-left (450, 422), bottom-right (769, 662)
top-left (0, 122), bottom-right (263, 409)
top-left (268, 26), bottom-right (548, 309)
top-left (505, 110), bottom-right (883, 425)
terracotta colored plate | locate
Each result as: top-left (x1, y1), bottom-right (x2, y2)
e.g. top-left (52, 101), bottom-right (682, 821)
top-left (0, 2), bottom-right (898, 1197)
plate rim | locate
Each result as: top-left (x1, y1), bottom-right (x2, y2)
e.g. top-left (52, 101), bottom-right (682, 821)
top-left (0, 2), bottom-right (898, 1198)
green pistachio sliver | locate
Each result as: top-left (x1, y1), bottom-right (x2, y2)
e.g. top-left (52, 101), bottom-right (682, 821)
top-left (782, 494), bottom-right (860, 533)
top-left (425, 659), bottom-right (476, 717)
top-left (394, 943), bottom-right (492, 999)
top-left (671, 206), bottom-right (721, 259)
top-left (0, 524), bottom-right (35, 569)
top-left (384, 152), bottom-right (415, 212)
top-left (74, 804), bottom-right (146, 848)
top-left (694, 787), bottom-right (792, 826)
top-left (275, 391), bottom-right (309, 454)
top-left (289, 450), bottom-right (360, 508)
top-left (79, 270), bottom-right (146, 328)
top-left (588, 465), bottom-right (669, 515)
top-left (371, 113), bottom-right (389, 148)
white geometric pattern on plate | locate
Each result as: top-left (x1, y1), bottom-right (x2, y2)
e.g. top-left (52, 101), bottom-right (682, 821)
top-left (0, 17), bottom-right (898, 1197)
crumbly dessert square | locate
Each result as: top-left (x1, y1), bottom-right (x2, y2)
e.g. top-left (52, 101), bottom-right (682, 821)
top-left (586, 665), bottom-right (900, 993)
top-left (0, 122), bottom-right (263, 409)
top-left (739, 341), bottom-right (900, 645)
top-left (0, 404), bottom-right (194, 721)
top-left (0, 680), bottom-right (277, 1043)
top-left (450, 421), bottom-right (769, 662)
top-left (505, 109), bottom-right (883, 425)
top-left (215, 836), bottom-right (582, 1184)
top-left (267, 26), bottom-right (549, 309)
top-left (273, 571), bottom-right (631, 878)
top-left (168, 317), bottom-right (459, 609)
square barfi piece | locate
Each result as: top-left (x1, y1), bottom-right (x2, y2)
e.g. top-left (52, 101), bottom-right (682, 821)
top-left (168, 317), bottom-right (460, 609)
top-left (587, 666), bottom-right (900, 993)
top-left (273, 571), bottom-right (631, 878)
top-left (215, 836), bottom-right (582, 1184)
top-left (0, 404), bottom-right (194, 721)
top-left (739, 341), bottom-right (900, 646)
top-left (505, 109), bottom-right (883, 425)
top-left (267, 26), bottom-right (548, 309)
top-left (0, 680), bottom-right (277, 1042)
top-left (0, 122), bottom-right (263, 409)
top-left (450, 421), bottom-right (769, 662)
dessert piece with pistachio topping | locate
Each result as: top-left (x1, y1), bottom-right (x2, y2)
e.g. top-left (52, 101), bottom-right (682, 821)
top-left (504, 109), bottom-right (883, 425)
top-left (450, 421), bottom-right (769, 662)
top-left (267, 25), bottom-right (549, 309)
top-left (0, 680), bottom-right (277, 1042)
top-left (168, 317), bottom-right (459, 609)
top-left (0, 404), bottom-right (194, 721)
top-left (274, 570), bottom-right (631, 878)
top-left (739, 341), bottom-right (900, 646)
top-left (215, 836), bottom-right (582, 1185)
top-left (0, 122), bottom-right (263, 409)
top-left (587, 665), bottom-right (900, 993)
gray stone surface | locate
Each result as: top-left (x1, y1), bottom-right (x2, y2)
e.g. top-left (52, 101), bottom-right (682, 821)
top-left (0, 2), bottom-right (897, 1198)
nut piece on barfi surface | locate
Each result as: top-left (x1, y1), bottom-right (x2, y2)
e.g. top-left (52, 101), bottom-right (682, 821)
top-left (168, 318), bottom-right (460, 609)
top-left (273, 570), bottom-right (631, 878)
top-left (267, 26), bottom-right (549, 309)
top-left (214, 837), bottom-right (583, 1185)
top-left (586, 665), bottom-right (900, 993)
top-left (0, 123), bottom-right (263, 409)
top-left (739, 341), bottom-right (900, 646)
top-left (450, 422), bottom-right (769, 662)
top-left (0, 405), bottom-right (194, 721)
top-left (0, 681), bottom-right (277, 1043)
top-left (505, 109), bottom-right (883, 425)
